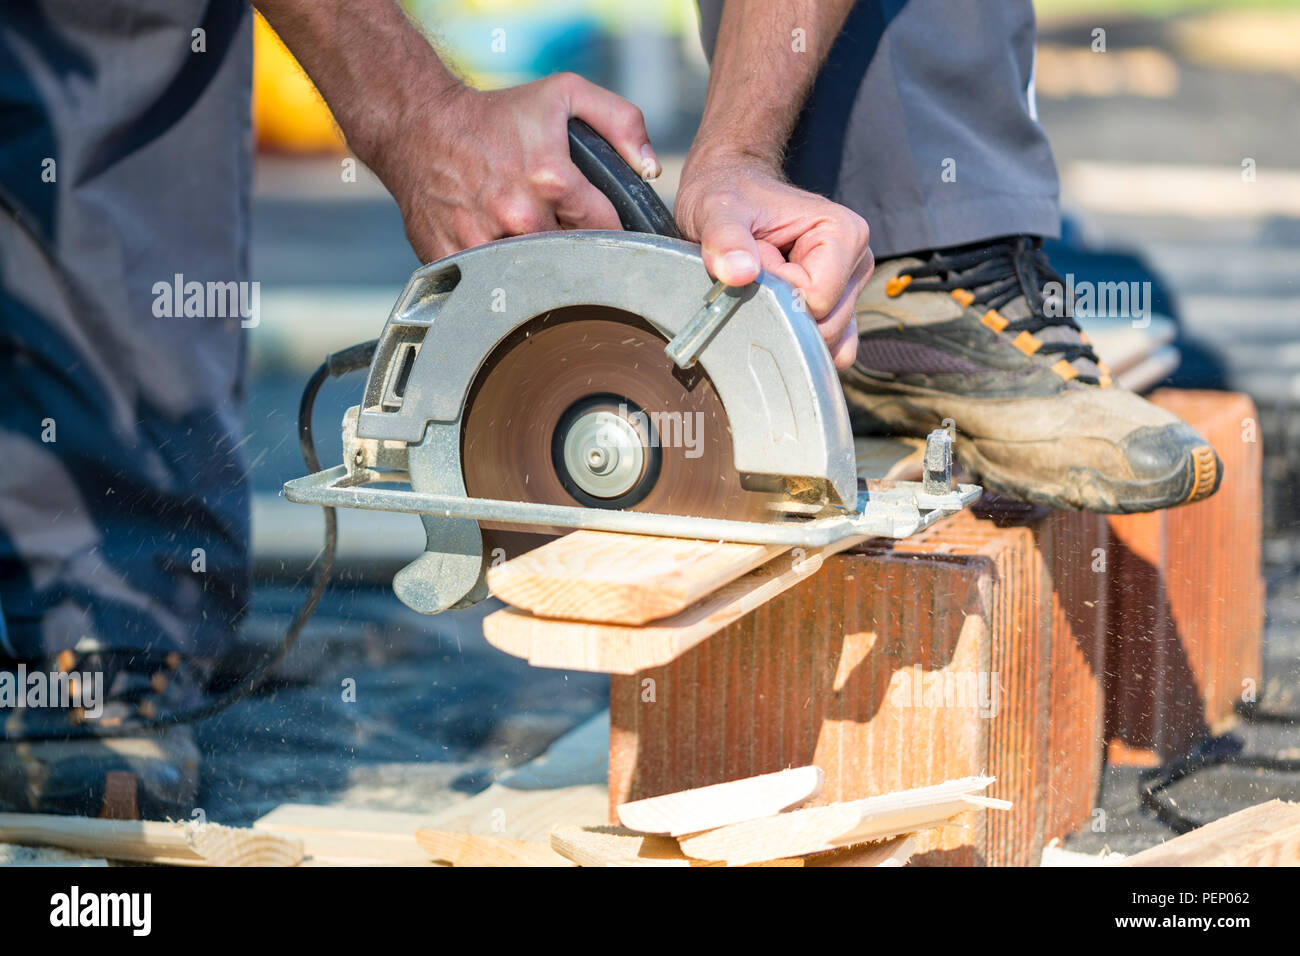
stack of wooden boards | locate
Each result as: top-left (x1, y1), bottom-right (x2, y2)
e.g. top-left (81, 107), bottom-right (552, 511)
top-left (483, 389), bottom-right (1264, 866)
top-left (483, 528), bottom-right (866, 674)
top-left (550, 768), bottom-right (1006, 867)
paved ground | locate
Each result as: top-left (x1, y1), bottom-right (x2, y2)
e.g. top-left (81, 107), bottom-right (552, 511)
top-left (197, 8), bottom-right (1300, 853)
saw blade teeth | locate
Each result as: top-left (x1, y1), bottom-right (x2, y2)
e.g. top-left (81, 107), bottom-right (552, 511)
top-left (455, 307), bottom-right (778, 535)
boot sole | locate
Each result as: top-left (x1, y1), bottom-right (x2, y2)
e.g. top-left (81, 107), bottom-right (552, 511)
top-left (841, 376), bottom-right (1224, 513)
top-left (957, 436), bottom-right (1223, 514)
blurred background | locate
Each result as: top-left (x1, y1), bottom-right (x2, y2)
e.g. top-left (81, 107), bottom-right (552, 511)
top-left (213, 0), bottom-right (1300, 825)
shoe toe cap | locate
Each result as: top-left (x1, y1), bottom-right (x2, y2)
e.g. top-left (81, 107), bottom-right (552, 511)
top-left (1120, 424), bottom-right (1223, 502)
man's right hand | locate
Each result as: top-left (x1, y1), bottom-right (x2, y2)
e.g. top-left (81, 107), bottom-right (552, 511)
top-left (368, 73), bottom-right (660, 263)
top-left (675, 149), bottom-right (872, 370)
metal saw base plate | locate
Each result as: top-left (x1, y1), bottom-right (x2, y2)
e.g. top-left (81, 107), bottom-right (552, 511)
top-left (284, 465), bottom-right (981, 546)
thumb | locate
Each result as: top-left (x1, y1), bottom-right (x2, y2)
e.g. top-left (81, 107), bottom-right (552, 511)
top-left (698, 208), bottom-right (762, 286)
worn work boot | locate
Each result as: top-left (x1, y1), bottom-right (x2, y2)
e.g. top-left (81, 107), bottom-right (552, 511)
top-left (840, 236), bottom-right (1222, 513)
top-left (0, 650), bottom-right (203, 818)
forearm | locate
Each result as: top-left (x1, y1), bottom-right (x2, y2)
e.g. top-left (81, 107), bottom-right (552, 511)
top-left (676, 0), bottom-right (869, 367)
top-left (692, 0), bottom-right (855, 169)
top-left (251, 0), bottom-right (461, 166)
top-left (253, 0), bottom-right (654, 261)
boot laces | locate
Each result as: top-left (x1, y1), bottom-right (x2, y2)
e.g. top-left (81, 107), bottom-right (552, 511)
top-left (897, 236), bottom-right (1103, 385)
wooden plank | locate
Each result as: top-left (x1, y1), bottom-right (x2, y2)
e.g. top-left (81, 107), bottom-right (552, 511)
top-left (551, 825), bottom-right (719, 867)
top-left (1122, 800), bottom-right (1300, 867)
top-left (414, 780), bottom-right (606, 868)
top-left (805, 836), bottom-right (916, 867)
top-left (415, 829), bottom-right (572, 867)
top-left (487, 530), bottom-right (788, 625)
top-left (677, 777), bottom-right (1004, 867)
top-left (484, 537), bottom-right (865, 674)
top-left (414, 710), bottom-right (611, 866)
top-left (616, 766), bottom-right (824, 836)
top-left (253, 805), bottom-right (444, 866)
top-left (0, 815), bottom-right (303, 866)
top-left (1040, 841), bottom-right (1125, 867)
top-left (550, 826), bottom-right (917, 867)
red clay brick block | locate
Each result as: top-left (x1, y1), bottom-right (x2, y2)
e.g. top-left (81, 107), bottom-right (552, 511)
top-left (1041, 509), bottom-right (1109, 841)
top-left (610, 506), bottom-right (1109, 865)
top-left (1105, 389), bottom-right (1265, 765)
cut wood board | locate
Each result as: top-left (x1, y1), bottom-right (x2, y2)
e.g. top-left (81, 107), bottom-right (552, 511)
top-left (617, 766), bottom-right (824, 836)
top-left (1040, 841), bottom-right (1126, 867)
top-left (1122, 800), bottom-right (1300, 867)
top-left (484, 537), bottom-right (865, 674)
top-left (806, 836), bottom-right (916, 867)
top-left (488, 530), bottom-right (788, 626)
top-left (551, 826), bottom-right (711, 867)
top-left (416, 710), bottom-right (611, 867)
top-left (253, 805), bottom-right (446, 866)
top-left (677, 776), bottom-right (1005, 867)
top-left (415, 829), bottom-right (572, 868)
top-left (0, 815), bottom-right (302, 867)
top-left (551, 826), bottom-right (916, 867)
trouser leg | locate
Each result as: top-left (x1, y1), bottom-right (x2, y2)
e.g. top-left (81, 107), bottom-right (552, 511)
top-left (0, 1), bottom-right (253, 666)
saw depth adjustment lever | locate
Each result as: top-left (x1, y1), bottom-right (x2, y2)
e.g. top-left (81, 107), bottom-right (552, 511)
top-left (567, 118), bottom-right (746, 371)
top-left (665, 281), bottom-right (747, 369)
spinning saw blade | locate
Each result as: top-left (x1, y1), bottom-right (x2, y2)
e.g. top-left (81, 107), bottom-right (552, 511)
top-left (456, 307), bottom-right (776, 543)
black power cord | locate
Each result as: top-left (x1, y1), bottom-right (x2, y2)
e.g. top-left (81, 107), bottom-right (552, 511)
top-left (0, 340), bottom-right (377, 741)
top-left (1139, 701), bottom-right (1300, 834)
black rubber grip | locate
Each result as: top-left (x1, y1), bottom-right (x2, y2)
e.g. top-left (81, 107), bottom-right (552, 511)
top-left (567, 118), bottom-right (679, 239)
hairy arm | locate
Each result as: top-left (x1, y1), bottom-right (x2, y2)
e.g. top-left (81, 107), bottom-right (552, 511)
top-left (253, 0), bottom-right (660, 261)
top-left (676, 0), bottom-right (871, 368)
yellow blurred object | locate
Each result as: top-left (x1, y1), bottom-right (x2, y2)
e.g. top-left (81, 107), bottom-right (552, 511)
top-left (252, 12), bottom-right (347, 154)
top-left (1175, 9), bottom-right (1300, 79)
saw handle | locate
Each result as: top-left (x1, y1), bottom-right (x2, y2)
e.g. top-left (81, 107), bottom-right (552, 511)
top-left (568, 118), bottom-right (742, 370)
top-left (567, 118), bottom-right (679, 238)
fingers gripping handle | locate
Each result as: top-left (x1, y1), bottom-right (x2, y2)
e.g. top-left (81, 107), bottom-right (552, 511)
top-left (566, 119), bottom-right (741, 369)
top-left (567, 118), bottom-right (679, 238)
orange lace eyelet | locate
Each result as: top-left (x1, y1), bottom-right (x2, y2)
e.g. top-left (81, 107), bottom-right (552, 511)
top-left (885, 275), bottom-right (913, 297)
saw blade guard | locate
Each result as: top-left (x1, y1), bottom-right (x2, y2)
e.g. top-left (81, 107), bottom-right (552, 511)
top-left (355, 231), bottom-right (859, 511)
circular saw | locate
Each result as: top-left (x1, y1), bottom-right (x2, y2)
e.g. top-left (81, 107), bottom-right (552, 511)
top-left (284, 121), bottom-right (978, 614)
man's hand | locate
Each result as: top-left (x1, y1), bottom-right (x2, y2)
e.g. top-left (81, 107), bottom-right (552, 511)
top-left (676, 150), bottom-right (872, 369)
top-left (253, 1), bottom-right (659, 262)
top-left (678, 0), bottom-right (868, 370)
top-left (377, 74), bottom-right (658, 262)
